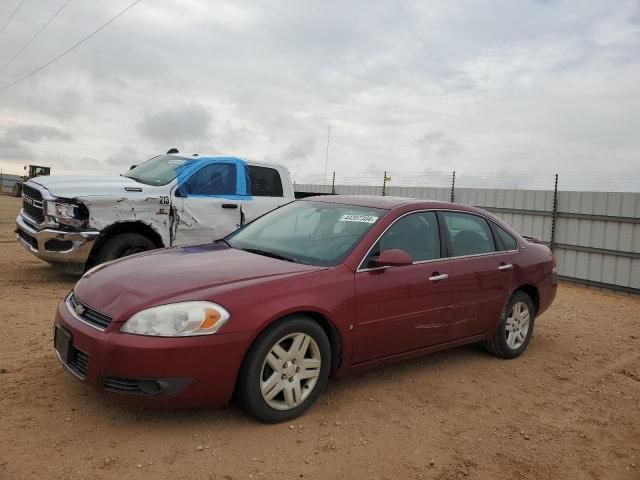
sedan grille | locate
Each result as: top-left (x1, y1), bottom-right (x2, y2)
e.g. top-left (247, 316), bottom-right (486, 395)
top-left (68, 349), bottom-right (90, 378)
top-left (69, 293), bottom-right (113, 330)
top-left (22, 184), bottom-right (45, 224)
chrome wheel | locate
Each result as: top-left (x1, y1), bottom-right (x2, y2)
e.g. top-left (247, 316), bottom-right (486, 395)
top-left (260, 332), bottom-right (322, 411)
top-left (505, 301), bottom-right (530, 350)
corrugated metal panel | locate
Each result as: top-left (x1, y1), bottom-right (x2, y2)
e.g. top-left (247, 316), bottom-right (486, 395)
top-left (0, 173), bottom-right (21, 193)
top-left (631, 259), bottom-right (640, 289)
top-left (293, 183), bottom-right (330, 193)
top-left (385, 186), bottom-right (450, 201)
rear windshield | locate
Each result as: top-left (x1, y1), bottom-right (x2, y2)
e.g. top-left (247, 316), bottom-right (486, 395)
top-left (124, 155), bottom-right (195, 186)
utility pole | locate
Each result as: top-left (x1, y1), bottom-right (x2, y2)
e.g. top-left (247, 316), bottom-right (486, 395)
top-left (323, 124), bottom-right (331, 185)
top-left (331, 171), bottom-right (336, 194)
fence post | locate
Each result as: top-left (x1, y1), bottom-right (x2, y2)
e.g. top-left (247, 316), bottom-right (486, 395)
top-left (550, 173), bottom-right (558, 249)
top-left (382, 171), bottom-right (387, 196)
top-left (331, 171), bottom-right (336, 194)
top-left (450, 170), bottom-right (456, 202)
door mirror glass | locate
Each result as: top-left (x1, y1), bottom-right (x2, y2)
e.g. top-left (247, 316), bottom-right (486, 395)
top-left (372, 249), bottom-right (413, 267)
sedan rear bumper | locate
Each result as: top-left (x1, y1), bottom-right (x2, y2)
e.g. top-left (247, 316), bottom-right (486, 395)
top-left (54, 297), bottom-right (254, 408)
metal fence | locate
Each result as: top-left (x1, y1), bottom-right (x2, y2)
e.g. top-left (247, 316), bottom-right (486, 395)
top-left (294, 182), bottom-right (640, 294)
top-left (0, 173), bottom-right (21, 194)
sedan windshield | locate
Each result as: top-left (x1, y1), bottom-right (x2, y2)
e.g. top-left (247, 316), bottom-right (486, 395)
top-left (124, 155), bottom-right (195, 186)
top-left (227, 201), bottom-right (387, 267)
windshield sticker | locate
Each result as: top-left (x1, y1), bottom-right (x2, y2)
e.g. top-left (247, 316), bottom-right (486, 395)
top-left (339, 214), bottom-right (379, 223)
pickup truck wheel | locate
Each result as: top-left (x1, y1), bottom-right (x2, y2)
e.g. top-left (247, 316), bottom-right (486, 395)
top-left (236, 316), bottom-right (331, 423)
top-left (95, 233), bottom-right (156, 264)
top-left (484, 291), bottom-right (535, 359)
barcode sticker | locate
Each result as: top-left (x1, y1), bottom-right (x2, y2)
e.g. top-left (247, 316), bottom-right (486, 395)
top-left (339, 214), bottom-right (379, 223)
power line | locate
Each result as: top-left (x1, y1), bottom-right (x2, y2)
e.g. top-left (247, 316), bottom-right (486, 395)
top-left (0, 0), bottom-right (73, 73)
top-left (0, 0), bottom-right (143, 94)
top-left (0, 0), bottom-right (26, 36)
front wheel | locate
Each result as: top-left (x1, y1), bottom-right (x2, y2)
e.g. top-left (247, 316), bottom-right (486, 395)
top-left (484, 291), bottom-right (535, 359)
top-left (236, 316), bottom-right (331, 423)
top-left (95, 233), bottom-right (156, 265)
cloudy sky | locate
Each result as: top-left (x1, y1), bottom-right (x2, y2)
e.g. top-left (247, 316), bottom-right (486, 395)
top-left (0, 0), bottom-right (639, 190)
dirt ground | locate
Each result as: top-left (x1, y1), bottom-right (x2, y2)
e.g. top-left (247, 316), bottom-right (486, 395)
top-left (0, 194), bottom-right (638, 480)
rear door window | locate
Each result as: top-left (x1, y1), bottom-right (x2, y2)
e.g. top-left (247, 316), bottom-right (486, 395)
top-left (248, 166), bottom-right (284, 197)
top-left (441, 211), bottom-right (496, 257)
top-left (494, 223), bottom-right (518, 251)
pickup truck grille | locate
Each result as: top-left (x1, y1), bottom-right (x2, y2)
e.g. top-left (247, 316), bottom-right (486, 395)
top-left (22, 184), bottom-right (45, 224)
top-left (68, 293), bottom-right (113, 330)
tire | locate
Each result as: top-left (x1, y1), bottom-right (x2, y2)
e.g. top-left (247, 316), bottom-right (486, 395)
top-left (95, 233), bottom-right (156, 264)
top-left (236, 315), bottom-right (331, 423)
top-left (484, 291), bottom-right (535, 359)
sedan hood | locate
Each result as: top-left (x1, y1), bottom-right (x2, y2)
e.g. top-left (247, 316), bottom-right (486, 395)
top-left (73, 244), bottom-right (325, 322)
top-left (29, 175), bottom-right (154, 198)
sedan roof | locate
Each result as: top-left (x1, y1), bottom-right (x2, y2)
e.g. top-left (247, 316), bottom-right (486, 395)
top-left (305, 195), bottom-right (457, 210)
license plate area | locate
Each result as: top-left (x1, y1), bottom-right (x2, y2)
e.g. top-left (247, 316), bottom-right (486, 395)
top-left (54, 324), bottom-right (72, 363)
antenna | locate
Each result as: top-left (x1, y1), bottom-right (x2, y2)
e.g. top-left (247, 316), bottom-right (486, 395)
top-left (324, 124), bottom-right (331, 185)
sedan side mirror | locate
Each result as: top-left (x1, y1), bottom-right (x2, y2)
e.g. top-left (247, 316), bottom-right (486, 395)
top-left (371, 249), bottom-right (413, 267)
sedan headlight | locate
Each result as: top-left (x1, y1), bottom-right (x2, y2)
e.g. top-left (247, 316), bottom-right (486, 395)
top-left (46, 201), bottom-right (83, 226)
top-left (120, 301), bottom-right (230, 337)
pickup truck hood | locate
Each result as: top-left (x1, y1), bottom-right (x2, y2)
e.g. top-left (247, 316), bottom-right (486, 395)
top-left (29, 175), bottom-right (156, 198)
top-left (73, 243), bottom-right (325, 323)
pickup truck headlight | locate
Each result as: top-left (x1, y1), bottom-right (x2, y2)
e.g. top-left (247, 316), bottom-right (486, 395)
top-left (46, 201), bottom-right (83, 226)
top-left (120, 301), bottom-right (230, 337)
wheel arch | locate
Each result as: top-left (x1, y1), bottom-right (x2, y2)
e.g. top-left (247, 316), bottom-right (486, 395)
top-left (240, 309), bottom-right (344, 379)
top-left (293, 310), bottom-right (343, 376)
top-left (513, 284), bottom-right (540, 316)
top-left (86, 221), bottom-right (164, 269)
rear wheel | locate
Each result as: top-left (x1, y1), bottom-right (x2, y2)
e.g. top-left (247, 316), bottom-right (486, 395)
top-left (95, 233), bottom-right (156, 264)
top-left (236, 316), bottom-right (331, 423)
top-left (484, 291), bottom-right (535, 359)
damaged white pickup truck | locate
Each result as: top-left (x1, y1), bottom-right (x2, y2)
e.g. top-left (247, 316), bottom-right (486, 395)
top-left (16, 153), bottom-right (295, 274)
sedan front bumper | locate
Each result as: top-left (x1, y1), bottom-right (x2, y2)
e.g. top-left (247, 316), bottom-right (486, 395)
top-left (54, 296), bottom-right (254, 408)
top-left (16, 214), bottom-right (99, 268)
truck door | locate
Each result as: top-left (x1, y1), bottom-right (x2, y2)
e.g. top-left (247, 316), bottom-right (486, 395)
top-left (171, 160), bottom-right (246, 246)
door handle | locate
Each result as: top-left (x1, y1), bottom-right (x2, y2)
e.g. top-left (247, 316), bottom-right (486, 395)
top-left (221, 203), bottom-right (238, 209)
top-left (428, 273), bottom-right (448, 282)
top-left (498, 263), bottom-right (513, 271)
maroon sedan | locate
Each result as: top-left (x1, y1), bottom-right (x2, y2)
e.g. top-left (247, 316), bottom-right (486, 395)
top-left (54, 196), bottom-right (557, 422)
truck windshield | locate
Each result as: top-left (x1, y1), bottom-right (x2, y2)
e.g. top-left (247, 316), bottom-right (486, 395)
top-left (124, 155), bottom-right (195, 186)
top-left (226, 200), bottom-right (387, 267)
